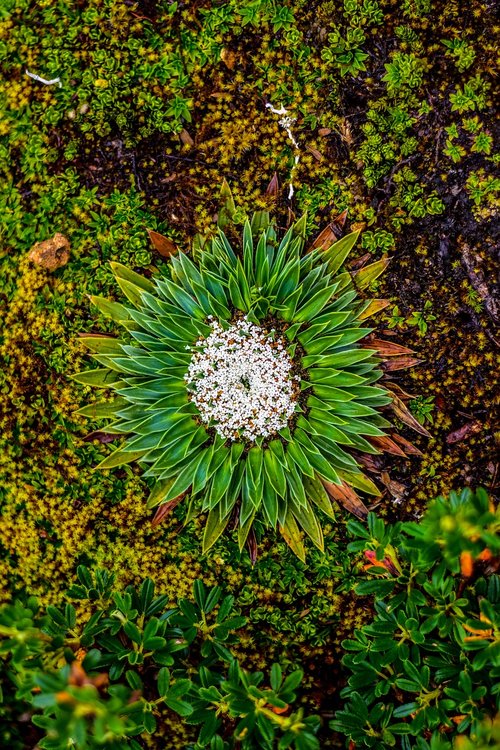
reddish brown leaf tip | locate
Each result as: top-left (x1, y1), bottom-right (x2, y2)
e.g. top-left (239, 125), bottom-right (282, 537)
top-left (390, 434), bottom-right (423, 456)
top-left (446, 420), bottom-right (482, 444)
top-left (246, 528), bottom-right (258, 565)
top-left (369, 435), bottom-right (407, 457)
top-left (322, 480), bottom-right (369, 520)
top-left (151, 494), bottom-right (185, 528)
top-left (361, 338), bottom-right (416, 356)
top-left (147, 229), bottom-right (179, 258)
top-left (82, 431), bottom-right (120, 444)
top-left (265, 172), bottom-right (279, 198)
top-left (381, 356), bottom-right (424, 372)
top-left (390, 394), bottom-right (432, 438)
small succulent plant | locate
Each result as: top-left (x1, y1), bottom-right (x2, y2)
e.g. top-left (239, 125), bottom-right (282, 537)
top-left (76, 200), bottom-right (425, 559)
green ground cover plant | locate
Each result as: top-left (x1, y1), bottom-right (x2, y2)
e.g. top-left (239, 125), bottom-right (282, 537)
top-left (0, 574), bottom-right (319, 749)
top-left (1, 491), bottom-right (498, 748)
top-left (333, 488), bottom-right (500, 748)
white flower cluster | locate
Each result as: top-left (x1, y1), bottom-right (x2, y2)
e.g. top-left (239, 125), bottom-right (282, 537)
top-left (185, 317), bottom-right (298, 441)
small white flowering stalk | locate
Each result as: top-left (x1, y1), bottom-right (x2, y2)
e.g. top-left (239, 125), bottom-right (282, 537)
top-left (265, 103), bottom-right (301, 199)
top-left (185, 316), bottom-right (298, 441)
top-left (25, 69), bottom-right (62, 87)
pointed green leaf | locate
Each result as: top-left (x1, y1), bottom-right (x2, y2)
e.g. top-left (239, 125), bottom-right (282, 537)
top-left (73, 369), bottom-right (124, 389)
top-left (110, 262), bottom-right (156, 293)
top-left (289, 497), bottom-right (324, 552)
top-left (291, 213), bottom-right (307, 241)
top-left (352, 257), bottom-right (390, 290)
top-left (262, 474), bottom-right (279, 527)
top-left (75, 398), bottom-right (127, 418)
top-left (264, 449), bottom-right (286, 497)
top-left (217, 179), bottom-right (237, 229)
top-left (243, 443), bottom-right (261, 483)
top-left (286, 441), bottom-right (315, 478)
top-left (79, 336), bottom-right (124, 355)
top-left (322, 230), bottom-right (361, 274)
top-left (280, 510), bottom-right (306, 562)
top-left (96, 448), bottom-right (148, 470)
top-left (250, 210), bottom-right (271, 236)
top-left (293, 285), bottom-right (337, 322)
top-left (303, 475), bottom-right (336, 520)
top-left (238, 508), bottom-right (256, 551)
top-left (303, 349), bottom-right (377, 369)
top-left (202, 508), bottom-right (231, 553)
top-left (358, 299), bottom-right (390, 320)
top-left (146, 478), bottom-right (178, 509)
top-left (337, 470), bottom-right (381, 496)
top-left (90, 296), bottom-right (131, 323)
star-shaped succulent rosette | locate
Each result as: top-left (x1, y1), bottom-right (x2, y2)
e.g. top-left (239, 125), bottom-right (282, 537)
top-left (76, 208), bottom-right (428, 560)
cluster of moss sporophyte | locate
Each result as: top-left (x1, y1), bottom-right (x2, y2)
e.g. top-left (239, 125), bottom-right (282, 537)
top-left (74, 204), bottom-right (427, 560)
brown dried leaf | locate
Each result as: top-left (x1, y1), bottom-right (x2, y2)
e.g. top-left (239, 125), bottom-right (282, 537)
top-left (179, 129), bottom-right (194, 146)
top-left (265, 172), bottom-right (279, 198)
top-left (380, 472), bottom-right (407, 501)
top-left (391, 434), bottom-right (423, 456)
top-left (356, 454), bottom-right (384, 473)
top-left (369, 435), bottom-right (407, 457)
top-left (82, 431), bottom-right (121, 444)
top-left (151, 494), bottom-right (185, 528)
top-left (361, 337), bottom-right (415, 356)
top-left (321, 480), bottom-right (369, 520)
top-left (348, 251), bottom-right (371, 270)
top-left (330, 209), bottom-right (348, 235)
top-left (390, 393), bottom-right (432, 437)
top-left (383, 382), bottom-right (416, 401)
top-left (286, 207), bottom-right (296, 229)
top-left (147, 229), bottom-right (178, 258)
top-left (309, 223), bottom-right (337, 251)
top-left (382, 356), bottom-right (424, 371)
top-left (446, 420), bottom-right (482, 444)
top-left (318, 127), bottom-right (331, 136)
top-left (306, 146), bottom-right (323, 161)
top-left (308, 210), bottom-right (348, 251)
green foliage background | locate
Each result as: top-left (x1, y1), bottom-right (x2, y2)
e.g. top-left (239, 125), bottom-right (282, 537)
top-left (0, 0), bottom-right (498, 746)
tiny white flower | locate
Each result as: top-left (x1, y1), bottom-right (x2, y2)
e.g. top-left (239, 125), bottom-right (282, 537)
top-left (185, 317), bottom-right (297, 441)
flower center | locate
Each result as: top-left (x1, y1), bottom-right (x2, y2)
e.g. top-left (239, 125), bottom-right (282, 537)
top-left (185, 317), bottom-right (298, 441)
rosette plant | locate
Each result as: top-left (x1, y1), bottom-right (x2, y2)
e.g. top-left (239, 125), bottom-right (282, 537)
top-left (76, 197), bottom-right (426, 559)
